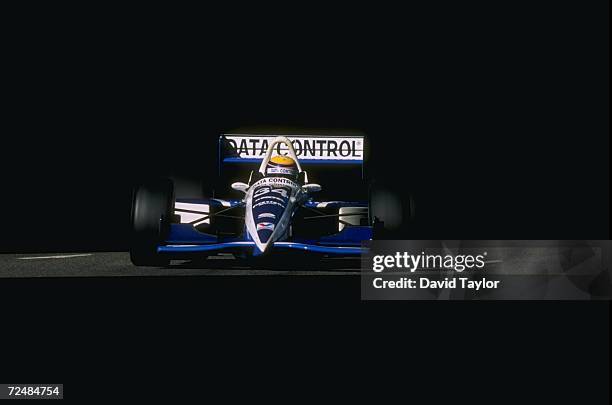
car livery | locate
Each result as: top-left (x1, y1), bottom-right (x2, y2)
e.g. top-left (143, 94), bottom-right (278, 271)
top-left (129, 134), bottom-right (406, 266)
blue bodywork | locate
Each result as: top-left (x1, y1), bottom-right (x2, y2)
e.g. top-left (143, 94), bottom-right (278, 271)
top-left (158, 198), bottom-right (371, 257)
top-left (157, 134), bottom-right (370, 258)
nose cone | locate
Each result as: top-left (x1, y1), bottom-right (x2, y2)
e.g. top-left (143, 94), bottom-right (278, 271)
top-left (257, 227), bottom-right (274, 244)
top-left (246, 179), bottom-right (293, 254)
top-left (255, 222), bottom-right (276, 253)
top-left (251, 223), bottom-right (275, 254)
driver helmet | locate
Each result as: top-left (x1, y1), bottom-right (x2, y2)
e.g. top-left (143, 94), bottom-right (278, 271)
top-left (265, 155), bottom-right (298, 180)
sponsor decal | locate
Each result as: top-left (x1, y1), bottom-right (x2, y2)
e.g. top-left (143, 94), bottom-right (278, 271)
top-left (252, 177), bottom-right (300, 188)
top-left (258, 213), bottom-right (276, 219)
top-left (253, 201), bottom-right (285, 208)
top-left (267, 167), bottom-right (296, 175)
top-left (224, 135), bottom-right (364, 161)
top-left (256, 195), bottom-right (286, 204)
top-left (257, 222), bottom-right (275, 231)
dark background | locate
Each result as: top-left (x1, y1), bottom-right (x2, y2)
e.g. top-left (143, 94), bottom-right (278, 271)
top-left (0, 3), bottom-right (609, 402)
top-left (2, 4), bottom-right (609, 251)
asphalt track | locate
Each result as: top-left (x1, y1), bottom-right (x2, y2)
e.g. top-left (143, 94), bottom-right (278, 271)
top-left (0, 252), bottom-right (362, 278)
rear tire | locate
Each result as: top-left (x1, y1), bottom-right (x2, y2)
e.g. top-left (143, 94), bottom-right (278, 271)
top-left (130, 179), bottom-right (174, 266)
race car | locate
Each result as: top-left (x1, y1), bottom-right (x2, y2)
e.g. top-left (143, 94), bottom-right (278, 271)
top-left (130, 134), bottom-right (410, 266)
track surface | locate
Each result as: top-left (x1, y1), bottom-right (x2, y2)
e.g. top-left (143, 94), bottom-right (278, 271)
top-left (0, 252), bottom-right (361, 278)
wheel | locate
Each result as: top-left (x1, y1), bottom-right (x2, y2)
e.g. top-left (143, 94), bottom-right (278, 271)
top-left (130, 178), bottom-right (174, 266)
top-left (369, 181), bottom-right (415, 238)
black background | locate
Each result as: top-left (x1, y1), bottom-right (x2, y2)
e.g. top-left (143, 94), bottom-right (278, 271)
top-left (1, 3), bottom-right (609, 402)
top-left (2, 4), bottom-right (609, 252)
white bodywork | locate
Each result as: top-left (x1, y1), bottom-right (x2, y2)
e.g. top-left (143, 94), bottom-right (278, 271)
top-left (244, 137), bottom-right (307, 253)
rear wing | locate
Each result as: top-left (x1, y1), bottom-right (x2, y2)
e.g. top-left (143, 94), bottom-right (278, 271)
top-left (217, 134), bottom-right (367, 196)
top-left (219, 134), bottom-right (365, 167)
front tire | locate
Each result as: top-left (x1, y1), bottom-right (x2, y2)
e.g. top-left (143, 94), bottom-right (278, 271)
top-left (130, 179), bottom-right (174, 266)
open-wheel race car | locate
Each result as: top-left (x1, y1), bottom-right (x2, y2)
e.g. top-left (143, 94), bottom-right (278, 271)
top-left (130, 133), bottom-right (412, 266)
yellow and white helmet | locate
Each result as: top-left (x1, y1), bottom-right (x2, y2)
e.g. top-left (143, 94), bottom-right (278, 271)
top-left (265, 155), bottom-right (299, 180)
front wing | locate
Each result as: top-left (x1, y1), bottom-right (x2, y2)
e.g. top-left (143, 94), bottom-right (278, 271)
top-left (157, 222), bottom-right (371, 257)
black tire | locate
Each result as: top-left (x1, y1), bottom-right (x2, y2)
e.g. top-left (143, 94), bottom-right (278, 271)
top-left (130, 179), bottom-right (174, 266)
top-left (369, 181), bottom-right (415, 239)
